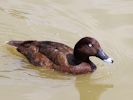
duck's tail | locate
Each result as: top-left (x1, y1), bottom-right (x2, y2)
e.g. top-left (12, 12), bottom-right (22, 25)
top-left (7, 40), bottom-right (23, 47)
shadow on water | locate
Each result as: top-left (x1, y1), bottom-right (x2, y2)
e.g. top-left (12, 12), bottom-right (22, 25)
top-left (75, 75), bottom-right (113, 100)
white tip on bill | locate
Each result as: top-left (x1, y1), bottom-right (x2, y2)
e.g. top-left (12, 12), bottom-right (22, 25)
top-left (104, 58), bottom-right (113, 64)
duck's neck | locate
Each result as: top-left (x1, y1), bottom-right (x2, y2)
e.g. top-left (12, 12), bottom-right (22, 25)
top-left (73, 54), bottom-right (96, 70)
top-left (73, 50), bottom-right (96, 68)
top-left (67, 54), bottom-right (81, 65)
top-left (73, 50), bottom-right (88, 63)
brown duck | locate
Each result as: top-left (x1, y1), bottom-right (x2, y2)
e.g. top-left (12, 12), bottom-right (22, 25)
top-left (7, 37), bottom-right (113, 74)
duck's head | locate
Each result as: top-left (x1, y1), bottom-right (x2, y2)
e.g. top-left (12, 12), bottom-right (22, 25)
top-left (74, 37), bottom-right (113, 63)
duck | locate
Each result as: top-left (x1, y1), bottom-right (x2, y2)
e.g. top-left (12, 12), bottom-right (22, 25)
top-left (7, 37), bottom-right (113, 74)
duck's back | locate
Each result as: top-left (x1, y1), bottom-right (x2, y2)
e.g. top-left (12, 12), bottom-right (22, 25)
top-left (9, 40), bottom-right (74, 68)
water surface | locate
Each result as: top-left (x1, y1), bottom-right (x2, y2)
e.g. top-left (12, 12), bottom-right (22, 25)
top-left (0, 0), bottom-right (133, 100)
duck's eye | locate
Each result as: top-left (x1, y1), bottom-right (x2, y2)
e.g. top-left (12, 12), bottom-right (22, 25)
top-left (88, 44), bottom-right (92, 47)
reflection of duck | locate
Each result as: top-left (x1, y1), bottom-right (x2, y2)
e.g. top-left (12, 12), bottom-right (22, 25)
top-left (76, 75), bottom-right (113, 100)
top-left (7, 37), bottom-right (113, 74)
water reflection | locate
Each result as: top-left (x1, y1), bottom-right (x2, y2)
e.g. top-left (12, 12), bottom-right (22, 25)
top-left (76, 75), bottom-right (113, 100)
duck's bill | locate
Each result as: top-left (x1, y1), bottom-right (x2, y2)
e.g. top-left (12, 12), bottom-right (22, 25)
top-left (96, 49), bottom-right (113, 64)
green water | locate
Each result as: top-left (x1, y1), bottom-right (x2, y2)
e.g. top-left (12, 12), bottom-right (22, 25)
top-left (0, 0), bottom-right (133, 100)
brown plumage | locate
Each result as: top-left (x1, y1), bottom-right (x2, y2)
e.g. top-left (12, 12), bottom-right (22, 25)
top-left (7, 37), bottom-right (113, 74)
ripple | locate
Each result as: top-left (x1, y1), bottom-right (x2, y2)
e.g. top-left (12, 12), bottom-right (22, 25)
top-left (8, 9), bottom-right (28, 19)
top-left (0, 75), bottom-right (10, 79)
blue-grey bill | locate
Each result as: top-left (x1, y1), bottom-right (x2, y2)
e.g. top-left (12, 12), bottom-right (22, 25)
top-left (97, 49), bottom-right (113, 64)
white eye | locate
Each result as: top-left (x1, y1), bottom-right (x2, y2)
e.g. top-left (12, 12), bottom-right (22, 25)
top-left (88, 44), bottom-right (92, 47)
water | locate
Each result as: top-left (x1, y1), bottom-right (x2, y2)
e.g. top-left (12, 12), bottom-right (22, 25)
top-left (0, 0), bottom-right (133, 100)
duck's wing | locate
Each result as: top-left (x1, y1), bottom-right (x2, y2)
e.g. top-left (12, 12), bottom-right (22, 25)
top-left (38, 41), bottom-right (73, 67)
